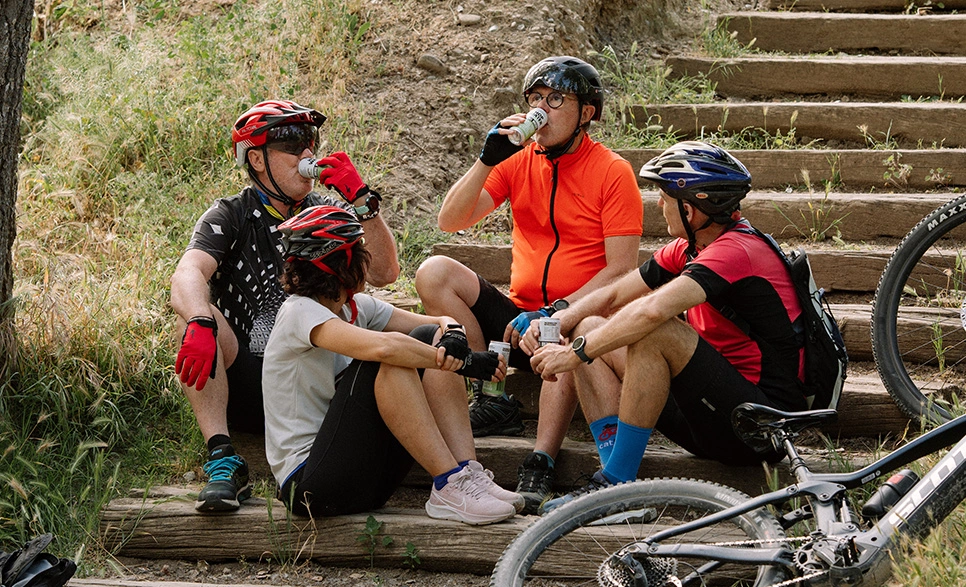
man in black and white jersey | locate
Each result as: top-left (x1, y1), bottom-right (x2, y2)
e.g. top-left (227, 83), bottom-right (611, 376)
top-left (170, 100), bottom-right (399, 512)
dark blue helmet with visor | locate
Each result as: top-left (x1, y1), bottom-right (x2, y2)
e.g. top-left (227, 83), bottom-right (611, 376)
top-left (639, 141), bottom-right (751, 223)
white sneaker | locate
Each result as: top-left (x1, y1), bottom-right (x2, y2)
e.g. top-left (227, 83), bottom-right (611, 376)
top-left (466, 460), bottom-right (525, 513)
top-left (425, 466), bottom-right (517, 525)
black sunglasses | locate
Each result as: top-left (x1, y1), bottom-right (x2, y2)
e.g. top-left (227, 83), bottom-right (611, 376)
top-left (266, 124), bottom-right (319, 156)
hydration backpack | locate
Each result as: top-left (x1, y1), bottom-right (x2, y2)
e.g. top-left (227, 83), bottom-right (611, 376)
top-left (715, 227), bottom-right (849, 411)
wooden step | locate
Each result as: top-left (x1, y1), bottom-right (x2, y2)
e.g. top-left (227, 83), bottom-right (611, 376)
top-left (101, 441), bottom-right (872, 573)
top-left (100, 493), bottom-right (529, 574)
top-left (617, 148), bottom-right (966, 191)
top-left (501, 370), bottom-right (907, 438)
top-left (666, 56), bottom-right (966, 100)
top-left (722, 13), bottom-right (966, 55)
top-left (627, 102), bottom-right (966, 148)
top-left (647, 192), bottom-right (950, 241)
top-left (762, 0), bottom-right (966, 12)
top-left (431, 243), bottom-right (899, 293)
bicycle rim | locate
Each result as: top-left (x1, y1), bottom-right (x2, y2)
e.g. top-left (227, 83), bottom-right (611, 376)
top-left (872, 194), bottom-right (966, 425)
top-left (490, 478), bottom-right (788, 587)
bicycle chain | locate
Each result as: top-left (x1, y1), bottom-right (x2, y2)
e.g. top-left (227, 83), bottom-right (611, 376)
top-left (660, 535), bottom-right (830, 587)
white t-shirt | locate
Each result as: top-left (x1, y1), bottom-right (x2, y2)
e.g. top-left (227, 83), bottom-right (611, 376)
top-left (262, 293), bottom-right (394, 486)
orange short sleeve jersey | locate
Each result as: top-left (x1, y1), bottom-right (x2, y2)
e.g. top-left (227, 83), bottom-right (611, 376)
top-left (484, 136), bottom-right (644, 310)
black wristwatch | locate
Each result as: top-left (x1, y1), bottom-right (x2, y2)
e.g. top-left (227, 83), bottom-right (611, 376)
top-left (353, 189), bottom-right (382, 221)
top-left (571, 335), bottom-right (593, 364)
top-left (549, 298), bottom-right (570, 315)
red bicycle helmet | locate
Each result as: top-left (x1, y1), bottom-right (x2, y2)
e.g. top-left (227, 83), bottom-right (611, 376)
top-left (279, 205), bottom-right (364, 271)
top-left (232, 100), bottom-right (326, 167)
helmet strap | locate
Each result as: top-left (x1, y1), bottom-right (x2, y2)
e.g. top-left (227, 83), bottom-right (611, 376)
top-left (537, 124), bottom-right (583, 161)
top-left (678, 198), bottom-right (717, 260)
top-left (678, 199), bottom-right (698, 260)
top-left (251, 146), bottom-right (302, 214)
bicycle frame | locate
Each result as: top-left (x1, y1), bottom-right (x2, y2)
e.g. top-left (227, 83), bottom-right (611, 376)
top-left (627, 413), bottom-right (966, 585)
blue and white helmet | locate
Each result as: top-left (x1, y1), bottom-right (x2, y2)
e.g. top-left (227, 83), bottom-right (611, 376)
top-left (640, 141), bottom-right (751, 222)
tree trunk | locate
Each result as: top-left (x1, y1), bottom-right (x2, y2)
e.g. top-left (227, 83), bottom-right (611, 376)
top-left (0, 0), bottom-right (32, 378)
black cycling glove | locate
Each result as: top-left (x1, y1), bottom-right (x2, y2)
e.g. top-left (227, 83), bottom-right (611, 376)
top-left (479, 123), bottom-right (523, 167)
top-left (456, 350), bottom-right (500, 381)
top-left (435, 325), bottom-right (471, 363)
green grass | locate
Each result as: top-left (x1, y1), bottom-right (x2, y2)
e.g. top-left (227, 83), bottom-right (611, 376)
top-left (5, 0), bottom-right (395, 569)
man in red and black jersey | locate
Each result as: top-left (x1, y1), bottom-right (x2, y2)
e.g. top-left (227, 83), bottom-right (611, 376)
top-left (526, 142), bottom-right (810, 514)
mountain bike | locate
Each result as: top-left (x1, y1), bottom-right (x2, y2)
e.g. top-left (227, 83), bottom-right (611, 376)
top-left (490, 401), bottom-right (966, 586)
top-left (871, 193), bottom-right (966, 425)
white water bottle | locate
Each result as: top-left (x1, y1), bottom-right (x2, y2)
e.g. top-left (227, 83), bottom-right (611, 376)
top-left (508, 108), bottom-right (548, 146)
top-left (298, 157), bottom-right (327, 179)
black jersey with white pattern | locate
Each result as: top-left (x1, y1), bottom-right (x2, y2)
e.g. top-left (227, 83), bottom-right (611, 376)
top-left (186, 186), bottom-right (346, 355)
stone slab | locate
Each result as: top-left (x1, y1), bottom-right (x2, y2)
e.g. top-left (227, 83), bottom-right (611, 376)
top-left (666, 56), bottom-right (966, 100)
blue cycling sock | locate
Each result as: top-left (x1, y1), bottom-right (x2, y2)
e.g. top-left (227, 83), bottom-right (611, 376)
top-left (434, 465), bottom-right (464, 490)
top-left (589, 415), bottom-right (619, 466)
top-left (601, 421), bottom-right (652, 484)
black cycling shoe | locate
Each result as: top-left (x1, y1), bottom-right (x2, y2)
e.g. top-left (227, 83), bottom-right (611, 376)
top-left (538, 470), bottom-right (612, 515)
top-left (469, 382), bottom-right (525, 437)
top-left (516, 452), bottom-right (556, 515)
top-left (195, 444), bottom-right (251, 512)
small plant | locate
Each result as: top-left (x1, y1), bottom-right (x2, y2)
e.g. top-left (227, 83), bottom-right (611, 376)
top-left (773, 170), bottom-right (848, 243)
top-left (927, 167), bottom-right (952, 187)
top-left (931, 319), bottom-right (947, 372)
top-left (402, 541), bottom-right (421, 569)
top-left (883, 153), bottom-right (913, 188)
top-left (357, 515), bottom-right (394, 568)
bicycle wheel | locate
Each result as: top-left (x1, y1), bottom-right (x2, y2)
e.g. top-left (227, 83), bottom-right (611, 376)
top-left (490, 478), bottom-right (788, 587)
top-left (872, 194), bottom-right (966, 425)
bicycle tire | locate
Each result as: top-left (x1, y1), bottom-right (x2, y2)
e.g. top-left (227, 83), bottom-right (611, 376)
top-left (490, 477), bottom-right (788, 587)
top-left (871, 194), bottom-right (966, 425)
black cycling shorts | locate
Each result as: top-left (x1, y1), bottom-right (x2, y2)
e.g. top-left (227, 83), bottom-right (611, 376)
top-left (225, 343), bottom-right (265, 434)
top-left (470, 275), bottom-right (535, 372)
top-left (278, 324), bottom-right (438, 517)
top-left (656, 337), bottom-right (804, 465)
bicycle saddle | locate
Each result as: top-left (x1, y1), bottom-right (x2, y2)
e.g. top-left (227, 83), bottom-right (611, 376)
top-left (732, 402), bottom-right (838, 451)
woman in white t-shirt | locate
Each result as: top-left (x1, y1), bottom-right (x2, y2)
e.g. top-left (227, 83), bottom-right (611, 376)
top-left (262, 205), bottom-right (523, 525)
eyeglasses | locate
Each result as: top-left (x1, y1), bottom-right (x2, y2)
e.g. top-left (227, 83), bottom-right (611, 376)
top-left (525, 90), bottom-right (573, 110)
top-left (266, 123), bottom-right (318, 156)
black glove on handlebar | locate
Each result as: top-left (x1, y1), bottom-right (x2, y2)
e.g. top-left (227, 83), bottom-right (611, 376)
top-left (479, 123), bottom-right (523, 167)
top-left (456, 350), bottom-right (500, 381)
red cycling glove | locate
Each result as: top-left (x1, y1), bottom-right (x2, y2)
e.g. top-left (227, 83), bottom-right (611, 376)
top-left (316, 151), bottom-right (369, 204)
top-left (175, 316), bottom-right (218, 391)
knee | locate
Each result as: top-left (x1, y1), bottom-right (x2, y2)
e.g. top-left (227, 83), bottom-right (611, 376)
top-left (572, 315), bottom-right (606, 337)
top-left (414, 255), bottom-right (455, 297)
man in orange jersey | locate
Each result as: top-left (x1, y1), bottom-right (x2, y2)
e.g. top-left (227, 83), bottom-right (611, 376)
top-left (415, 56), bottom-right (643, 514)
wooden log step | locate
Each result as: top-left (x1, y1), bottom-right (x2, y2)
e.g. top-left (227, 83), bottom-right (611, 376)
top-left (501, 370), bottom-right (908, 439)
top-left (627, 102), bottom-right (966, 148)
top-left (617, 148), bottom-right (966, 191)
top-left (762, 0), bottom-right (966, 11)
top-left (721, 13), bottom-right (966, 55)
top-left (71, 582), bottom-right (284, 587)
top-left (646, 192), bottom-right (950, 241)
top-left (666, 56), bottom-right (966, 100)
top-left (99, 494), bottom-right (530, 574)
top-left (101, 442), bottom-right (872, 573)
top-left (431, 242), bottom-right (901, 293)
